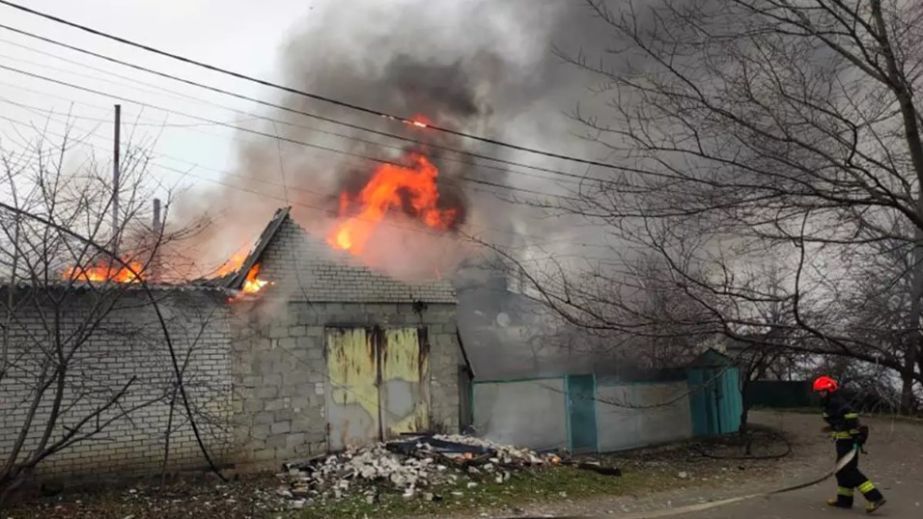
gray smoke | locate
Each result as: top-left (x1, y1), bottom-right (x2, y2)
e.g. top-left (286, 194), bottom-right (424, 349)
top-left (174, 0), bottom-right (615, 282)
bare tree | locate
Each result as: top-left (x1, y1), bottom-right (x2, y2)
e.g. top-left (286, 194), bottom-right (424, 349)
top-left (505, 0), bottom-right (923, 413)
top-left (0, 122), bottom-right (220, 501)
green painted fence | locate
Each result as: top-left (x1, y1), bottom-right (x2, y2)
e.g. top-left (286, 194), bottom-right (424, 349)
top-left (688, 366), bottom-right (743, 436)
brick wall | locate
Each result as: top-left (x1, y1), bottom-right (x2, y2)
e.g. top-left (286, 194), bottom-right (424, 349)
top-left (0, 288), bottom-right (232, 478)
top-left (255, 214), bottom-right (457, 304)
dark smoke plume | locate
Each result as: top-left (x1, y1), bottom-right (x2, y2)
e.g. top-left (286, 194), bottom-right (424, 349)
top-left (177, 0), bottom-right (612, 282)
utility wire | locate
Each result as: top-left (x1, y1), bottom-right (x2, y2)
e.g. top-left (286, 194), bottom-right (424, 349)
top-left (0, 33), bottom-right (599, 191)
top-left (0, 111), bottom-right (466, 252)
top-left (1, 96), bottom-right (608, 253)
top-left (0, 20), bottom-right (628, 188)
top-left (0, 62), bottom-right (578, 204)
top-left (0, 81), bottom-right (252, 130)
top-left (0, 90), bottom-right (551, 206)
top-left (0, 0), bottom-right (633, 171)
top-left (0, 111), bottom-right (553, 246)
top-left (0, 59), bottom-right (577, 204)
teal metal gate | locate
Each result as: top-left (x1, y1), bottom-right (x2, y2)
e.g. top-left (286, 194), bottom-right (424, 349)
top-left (566, 374), bottom-right (598, 453)
top-left (688, 365), bottom-right (742, 436)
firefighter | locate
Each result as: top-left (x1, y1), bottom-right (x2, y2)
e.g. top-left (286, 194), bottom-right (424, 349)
top-left (812, 375), bottom-right (886, 513)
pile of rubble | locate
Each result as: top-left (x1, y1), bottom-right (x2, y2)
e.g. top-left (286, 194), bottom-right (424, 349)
top-left (428, 434), bottom-right (562, 466)
top-left (275, 435), bottom-right (562, 507)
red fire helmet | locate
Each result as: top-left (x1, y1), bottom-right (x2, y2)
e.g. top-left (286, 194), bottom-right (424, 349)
top-left (812, 375), bottom-right (839, 393)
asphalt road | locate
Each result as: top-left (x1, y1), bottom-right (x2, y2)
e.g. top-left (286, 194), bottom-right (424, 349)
top-left (473, 411), bottom-right (923, 519)
top-left (654, 412), bottom-right (923, 519)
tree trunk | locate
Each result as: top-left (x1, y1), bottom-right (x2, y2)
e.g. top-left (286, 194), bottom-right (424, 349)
top-left (740, 378), bottom-right (753, 455)
top-left (918, 353), bottom-right (923, 393)
top-left (866, 0), bottom-right (923, 415)
top-left (739, 368), bottom-right (754, 437)
top-left (902, 227), bottom-right (923, 414)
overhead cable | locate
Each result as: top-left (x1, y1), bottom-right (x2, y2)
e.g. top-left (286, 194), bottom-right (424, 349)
top-left (0, 0), bottom-right (634, 171)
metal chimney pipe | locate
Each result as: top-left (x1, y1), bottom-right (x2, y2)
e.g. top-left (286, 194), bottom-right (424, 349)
top-left (152, 198), bottom-right (162, 233)
top-left (112, 104), bottom-right (121, 256)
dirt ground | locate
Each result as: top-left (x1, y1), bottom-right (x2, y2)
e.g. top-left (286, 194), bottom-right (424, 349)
top-left (455, 411), bottom-right (923, 519)
top-left (5, 411), bottom-right (921, 519)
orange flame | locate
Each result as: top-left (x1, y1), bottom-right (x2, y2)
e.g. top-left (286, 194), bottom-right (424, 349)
top-left (408, 114), bottom-right (432, 129)
top-left (63, 260), bottom-right (144, 284)
top-left (327, 152), bottom-right (457, 254)
top-left (242, 263), bottom-right (269, 294)
top-left (214, 248), bottom-right (250, 278)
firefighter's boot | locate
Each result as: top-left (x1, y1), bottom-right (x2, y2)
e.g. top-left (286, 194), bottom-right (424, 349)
top-left (827, 487), bottom-right (854, 508)
top-left (857, 480), bottom-right (885, 513)
top-left (865, 498), bottom-right (886, 514)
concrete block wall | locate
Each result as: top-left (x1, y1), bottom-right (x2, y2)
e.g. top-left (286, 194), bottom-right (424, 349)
top-left (231, 300), bottom-right (461, 467)
top-left (0, 289), bottom-right (233, 478)
top-left (472, 377), bottom-right (695, 453)
top-left (473, 378), bottom-right (568, 451)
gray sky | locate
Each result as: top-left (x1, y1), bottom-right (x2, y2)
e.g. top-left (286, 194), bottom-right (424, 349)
top-left (0, 0), bottom-right (318, 187)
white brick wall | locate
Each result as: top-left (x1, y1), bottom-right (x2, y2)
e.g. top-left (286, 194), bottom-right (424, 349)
top-left (0, 287), bottom-right (233, 478)
top-left (258, 217), bottom-right (456, 303)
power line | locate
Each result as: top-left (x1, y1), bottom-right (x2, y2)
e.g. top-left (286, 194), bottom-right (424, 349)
top-left (0, 0), bottom-right (634, 171)
top-left (9, 98), bottom-right (566, 208)
top-left (0, 55), bottom-right (579, 203)
top-left (0, 62), bottom-right (578, 204)
top-left (0, 110), bottom-right (555, 245)
top-left (0, 111), bottom-right (459, 244)
top-left (0, 82), bottom-right (248, 130)
top-left (0, 86), bottom-right (608, 251)
top-left (0, 22), bottom-right (628, 191)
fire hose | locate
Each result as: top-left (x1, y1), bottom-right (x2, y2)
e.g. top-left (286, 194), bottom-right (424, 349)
top-left (504, 446), bottom-right (859, 519)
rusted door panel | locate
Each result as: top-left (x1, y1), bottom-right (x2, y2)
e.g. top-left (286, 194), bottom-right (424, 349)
top-left (380, 327), bottom-right (430, 438)
top-left (325, 328), bottom-right (380, 451)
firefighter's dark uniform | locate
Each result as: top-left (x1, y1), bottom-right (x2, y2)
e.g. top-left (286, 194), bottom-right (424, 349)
top-left (822, 393), bottom-right (884, 508)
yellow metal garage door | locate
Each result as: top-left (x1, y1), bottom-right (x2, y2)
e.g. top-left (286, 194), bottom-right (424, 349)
top-left (325, 328), bottom-right (380, 451)
top-left (325, 327), bottom-right (430, 450)
top-left (380, 328), bottom-right (430, 438)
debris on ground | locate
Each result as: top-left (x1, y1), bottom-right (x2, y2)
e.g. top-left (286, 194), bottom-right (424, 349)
top-left (275, 435), bottom-right (581, 507)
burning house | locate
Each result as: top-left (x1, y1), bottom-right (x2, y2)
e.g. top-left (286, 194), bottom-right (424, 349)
top-left (226, 207), bottom-right (464, 466)
top-left (0, 203), bottom-right (464, 481)
top-left (0, 201), bottom-right (742, 484)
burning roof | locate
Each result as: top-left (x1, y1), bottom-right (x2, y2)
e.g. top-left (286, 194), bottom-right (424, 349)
top-left (220, 207), bottom-right (290, 293)
top-left (222, 207), bottom-right (456, 304)
top-left (62, 260), bottom-right (145, 284)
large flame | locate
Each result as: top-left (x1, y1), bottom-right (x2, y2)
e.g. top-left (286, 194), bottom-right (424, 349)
top-left (62, 260), bottom-right (144, 284)
top-left (327, 152), bottom-right (457, 254)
